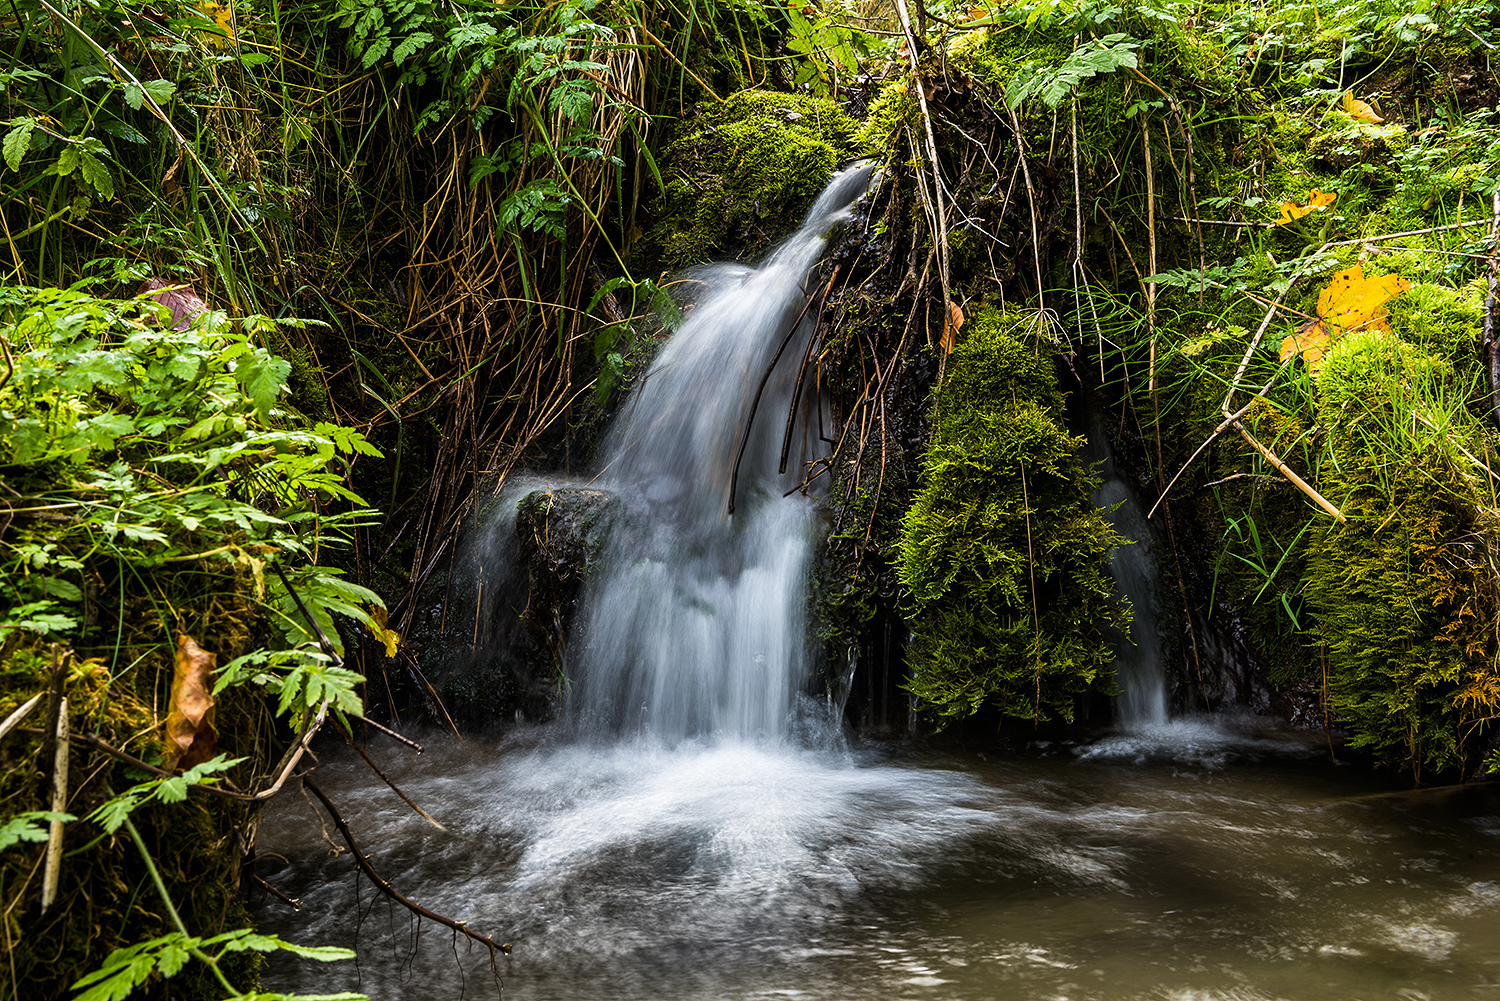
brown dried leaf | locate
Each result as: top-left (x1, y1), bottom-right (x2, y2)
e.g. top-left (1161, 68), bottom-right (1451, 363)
top-left (164, 633), bottom-right (217, 772)
top-left (941, 300), bottom-right (964, 354)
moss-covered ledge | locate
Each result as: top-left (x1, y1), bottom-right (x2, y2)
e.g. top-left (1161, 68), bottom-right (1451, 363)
top-left (641, 90), bottom-right (860, 270)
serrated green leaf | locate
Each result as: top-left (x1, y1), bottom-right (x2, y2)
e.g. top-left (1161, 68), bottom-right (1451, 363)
top-left (235, 349), bottom-right (291, 417)
top-left (0, 811), bottom-right (73, 851)
top-left (3, 117), bottom-right (34, 171)
top-left (79, 150), bottom-right (114, 200)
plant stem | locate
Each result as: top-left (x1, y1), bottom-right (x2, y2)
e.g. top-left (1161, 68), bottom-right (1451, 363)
top-left (122, 815), bottom-right (242, 997)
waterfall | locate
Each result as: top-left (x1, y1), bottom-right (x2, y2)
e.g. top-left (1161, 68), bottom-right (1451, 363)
top-left (566, 162), bottom-right (875, 741)
top-left (1086, 420), bottom-right (1169, 729)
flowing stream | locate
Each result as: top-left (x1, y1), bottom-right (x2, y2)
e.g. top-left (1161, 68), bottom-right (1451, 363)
top-left (255, 171), bottom-right (1500, 999)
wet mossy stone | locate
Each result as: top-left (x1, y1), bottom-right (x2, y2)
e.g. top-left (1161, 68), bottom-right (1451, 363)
top-left (516, 487), bottom-right (621, 587)
top-left (898, 307), bottom-right (1127, 724)
top-left (643, 90), bottom-right (859, 269)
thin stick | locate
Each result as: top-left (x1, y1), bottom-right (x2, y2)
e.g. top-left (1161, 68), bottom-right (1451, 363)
top-left (41, 697), bottom-right (67, 913)
top-left (1007, 103), bottom-right (1046, 310)
top-left (303, 778), bottom-right (511, 956)
top-left (249, 873), bottom-right (301, 910)
top-left (779, 267), bottom-right (841, 475)
top-left (0, 693), bottom-right (43, 741)
top-left (1146, 361), bottom-right (1290, 521)
top-left (1234, 421), bottom-right (1345, 522)
top-left (352, 714), bottom-right (424, 754)
top-left (339, 726), bottom-right (447, 831)
top-left (729, 286), bottom-right (822, 514)
top-left (892, 0), bottom-right (951, 313)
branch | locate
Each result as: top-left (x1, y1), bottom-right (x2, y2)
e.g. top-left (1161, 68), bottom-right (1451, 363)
top-left (302, 778), bottom-right (511, 956)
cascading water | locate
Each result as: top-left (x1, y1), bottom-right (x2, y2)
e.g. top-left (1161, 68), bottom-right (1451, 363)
top-left (567, 161), bottom-right (876, 741)
top-left (255, 166), bottom-right (1500, 1001)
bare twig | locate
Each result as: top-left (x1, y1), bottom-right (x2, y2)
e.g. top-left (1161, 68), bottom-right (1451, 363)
top-left (249, 873), bottom-right (301, 910)
top-left (779, 267), bottom-right (841, 475)
top-left (353, 714), bottom-right (424, 754)
top-left (41, 697), bottom-right (67, 913)
top-left (338, 726), bottom-right (446, 831)
top-left (1234, 420), bottom-right (1345, 522)
top-left (892, 0), bottom-right (951, 316)
top-left (729, 285), bottom-right (823, 514)
top-left (302, 778), bottom-right (511, 957)
top-left (0, 693), bottom-right (43, 741)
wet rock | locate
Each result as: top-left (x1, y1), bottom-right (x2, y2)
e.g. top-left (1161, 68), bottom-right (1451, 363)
top-left (516, 487), bottom-right (621, 589)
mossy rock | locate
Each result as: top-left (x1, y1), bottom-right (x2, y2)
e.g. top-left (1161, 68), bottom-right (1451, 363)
top-left (641, 90), bottom-right (859, 269)
top-left (1306, 329), bottom-right (1500, 777)
top-left (898, 307), bottom-right (1127, 724)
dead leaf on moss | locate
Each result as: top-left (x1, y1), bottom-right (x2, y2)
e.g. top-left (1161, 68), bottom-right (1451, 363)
top-left (1279, 265), bottom-right (1412, 371)
top-left (164, 634), bottom-right (217, 772)
top-left (941, 300), bottom-right (964, 354)
top-left (1275, 188), bottom-right (1337, 226)
top-left (1341, 90), bottom-right (1384, 124)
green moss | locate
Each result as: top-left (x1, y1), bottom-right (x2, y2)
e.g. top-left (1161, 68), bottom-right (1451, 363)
top-left (642, 90), bottom-right (859, 269)
top-left (1304, 329), bottom-right (1499, 777)
top-left (854, 79), bottom-right (914, 154)
top-left (899, 307), bottom-right (1127, 723)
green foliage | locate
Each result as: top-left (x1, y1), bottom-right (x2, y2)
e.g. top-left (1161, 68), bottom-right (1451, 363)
top-left (0, 284), bottom-right (381, 646)
top-left (1005, 32), bottom-right (1142, 109)
top-left (88, 756), bottom-right (245, 834)
top-left (899, 308), bottom-right (1126, 723)
top-left (1303, 329), bottom-right (1499, 777)
top-left (0, 811), bottom-right (74, 851)
top-left (72, 929), bottom-right (361, 1001)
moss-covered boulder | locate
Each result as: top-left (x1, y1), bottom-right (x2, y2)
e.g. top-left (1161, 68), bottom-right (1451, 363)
top-left (642, 90), bottom-right (859, 269)
top-left (1305, 329), bottom-right (1500, 778)
top-left (898, 308), bottom-right (1127, 723)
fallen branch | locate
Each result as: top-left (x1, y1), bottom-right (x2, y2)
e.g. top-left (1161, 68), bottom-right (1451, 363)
top-left (302, 778), bottom-right (511, 957)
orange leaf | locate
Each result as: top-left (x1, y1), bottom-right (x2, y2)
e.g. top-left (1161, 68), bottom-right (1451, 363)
top-left (941, 300), bottom-right (964, 354)
top-left (164, 634), bottom-right (217, 772)
top-left (1275, 188), bottom-right (1337, 226)
top-left (1280, 265), bottom-right (1412, 372)
top-left (1341, 90), bottom-right (1384, 124)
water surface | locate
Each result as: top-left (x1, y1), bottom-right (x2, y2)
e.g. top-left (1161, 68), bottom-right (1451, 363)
top-left (255, 721), bottom-right (1500, 1000)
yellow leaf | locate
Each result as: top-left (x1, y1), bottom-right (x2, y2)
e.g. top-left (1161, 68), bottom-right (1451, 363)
top-left (197, 0), bottom-right (236, 48)
top-left (368, 605), bottom-right (401, 659)
top-left (1341, 90), bottom-right (1384, 124)
top-left (164, 634), bottom-right (217, 772)
top-left (1275, 188), bottom-right (1337, 226)
top-left (1280, 265), bottom-right (1412, 372)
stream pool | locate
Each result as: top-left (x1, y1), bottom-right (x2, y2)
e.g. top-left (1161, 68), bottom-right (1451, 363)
top-left (254, 718), bottom-right (1500, 1000)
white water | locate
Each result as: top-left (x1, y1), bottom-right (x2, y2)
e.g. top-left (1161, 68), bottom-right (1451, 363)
top-left (567, 162), bottom-right (875, 741)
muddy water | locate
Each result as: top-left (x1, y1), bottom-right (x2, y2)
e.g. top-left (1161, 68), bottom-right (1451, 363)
top-left (253, 719), bottom-right (1500, 1001)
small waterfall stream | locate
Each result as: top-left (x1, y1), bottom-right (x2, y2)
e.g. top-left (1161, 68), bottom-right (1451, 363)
top-left (569, 162), bottom-right (874, 740)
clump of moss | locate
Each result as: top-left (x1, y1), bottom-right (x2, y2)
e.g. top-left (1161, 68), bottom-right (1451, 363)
top-left (642, 90), bottom-right (859, 269)
top-left (1305, 329), bottom-right (1500, 778)
top-left (898, 307), bottom-right (1127, 723)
